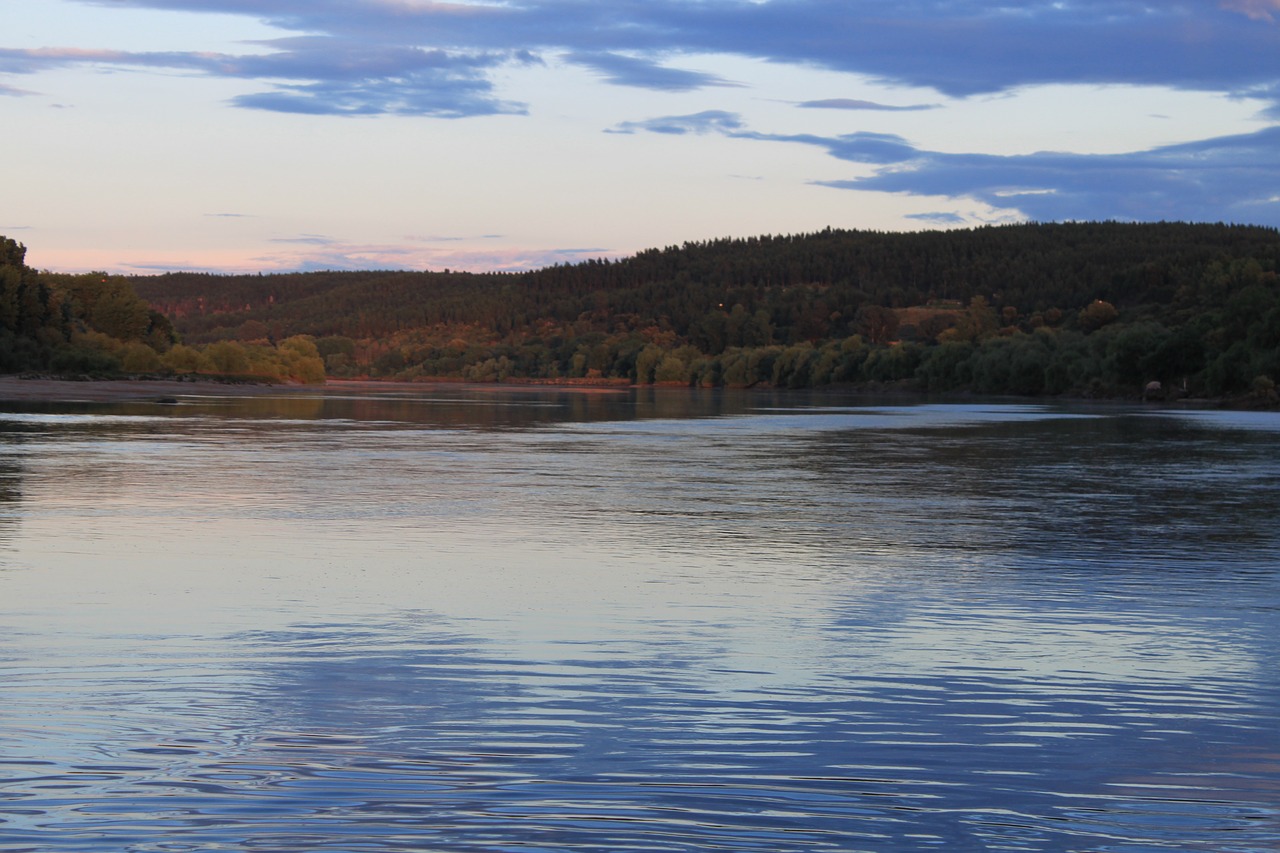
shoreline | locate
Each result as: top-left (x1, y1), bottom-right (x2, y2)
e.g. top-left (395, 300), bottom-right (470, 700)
top-left (0, 374), bottom-right (1273, 410)
top-left (0, 375), bottom-right (638, 404)
top-left (0, 375), bottom-right (303, 403)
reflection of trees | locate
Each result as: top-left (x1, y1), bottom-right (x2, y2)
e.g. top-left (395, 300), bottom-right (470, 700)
top-left (792, 411), bottom-right (1280, 571)
top-left (0, 441), bottom-right (23, 547)
top-left (311, 385), bottom-right (762, 430)
top-left (168, 385), bottom-right (769, 430)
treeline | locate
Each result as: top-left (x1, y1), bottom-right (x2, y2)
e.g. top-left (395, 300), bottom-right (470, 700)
top-left (0, 236), bottom-right (175, 374)
top-left (54, 222), bottom-right (1280, 399)
top-left (0, 236), bottom-right (325, 382)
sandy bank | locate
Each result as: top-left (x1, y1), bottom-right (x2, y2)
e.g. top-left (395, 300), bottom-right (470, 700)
top-left (0, 376), bottom-right (637, 404)
top-left (0, 376), bottom-right (300, 403)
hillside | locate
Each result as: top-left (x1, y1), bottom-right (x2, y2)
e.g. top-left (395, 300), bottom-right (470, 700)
top-left (99, 222), bottom-right (1280, 399)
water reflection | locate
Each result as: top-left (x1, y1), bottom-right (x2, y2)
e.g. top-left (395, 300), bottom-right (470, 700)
top-left (5, 603), bottom-right (1275, 851)
top-left (0, 384), bottom-right (763, 431)
top-left (0, 434), bottom-right (24, 549)
top-left (0, 391), bottom-right (1277, 851)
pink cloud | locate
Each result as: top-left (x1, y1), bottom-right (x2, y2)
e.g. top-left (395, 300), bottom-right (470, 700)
top-left (1221, 0), bottom-right (1280, 21)
top-left (250, 240), bottom-right (615, 274)
top-left (26, 237), bottom-right (621, 275)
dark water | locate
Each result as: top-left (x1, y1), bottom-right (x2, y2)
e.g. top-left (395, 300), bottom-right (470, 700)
top-left (0, 386), bottom-right (1277, 852)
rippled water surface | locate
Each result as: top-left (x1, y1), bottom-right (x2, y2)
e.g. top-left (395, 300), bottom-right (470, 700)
top-left (1, 386), bottom-right (1278, 852)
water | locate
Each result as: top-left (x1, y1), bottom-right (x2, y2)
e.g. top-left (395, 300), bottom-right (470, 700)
top-left (0, 386), bottom-right (1277, 852)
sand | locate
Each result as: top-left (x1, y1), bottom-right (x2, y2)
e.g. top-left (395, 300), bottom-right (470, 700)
top-left (0, 376), bottom-right (636, 404)
top-left (0, 375), bottom-right (304, 403)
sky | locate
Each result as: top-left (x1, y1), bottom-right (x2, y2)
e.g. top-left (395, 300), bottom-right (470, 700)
top-left (2, 0), bottom-right (1278, 274)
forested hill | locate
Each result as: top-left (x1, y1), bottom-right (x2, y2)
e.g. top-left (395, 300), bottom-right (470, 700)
top-left (135, 222), bottom-right (1279, 341)
top-left (120, 221), bottom-right (1280, 399)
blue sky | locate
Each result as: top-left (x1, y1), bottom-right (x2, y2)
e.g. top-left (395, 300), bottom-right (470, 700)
top-left (2, 0), bottom-right (1278, 273)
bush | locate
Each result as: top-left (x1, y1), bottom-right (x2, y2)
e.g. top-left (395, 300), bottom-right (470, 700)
top-left (119, 341), bottom-right (163, 373)
top-left (51, 347), bottom-right (120, 375)
top-left (162, 344), bottom-right (213, 374)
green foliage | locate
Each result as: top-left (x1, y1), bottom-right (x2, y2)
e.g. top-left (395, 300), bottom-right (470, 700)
top-left (205, 340), bottom-right (252, 374)
top-left (853, 304), bottom-right (899, 345)
top-left (0, 241), bottom-right (191, 376)
top-left (0, 237), bottom-right (68, 368)
top-left (162, 344), bottom-right (213, 374)
top-left (1078, 299), bottom-right (1119, 332)
top-left (10, 222), bottom-right (1280, 400)
top-left (276, 336), bottom-right (326, 383)
top-left (50, 346), bottom-right (121, 375)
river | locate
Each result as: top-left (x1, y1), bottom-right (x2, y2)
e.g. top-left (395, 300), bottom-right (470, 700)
top-left (1, 385), bottom-right (1277, 851)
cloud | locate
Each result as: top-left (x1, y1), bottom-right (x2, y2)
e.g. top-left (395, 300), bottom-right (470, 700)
top-left (223, 36), bottom-right (525, 117)
top-left (0, 40), bottom-right (525, 118)
top-left (1245, 82), bottom-right (1280, 119)
top-left (4, 0), bottom-right (1278, 227)
top-left (121, 260), bottom-right (228, 273)
top-left (270, 234), bottom-right (340, 246)
top-left (5, 0), bottom-right (1274, 119)
top-left (564, 52), bottom-right (739, 92)
top-left (797, 98), bottom-right (936, 112)
top-left (1221, 0), bottom-right (1280, 22)
top-left (812, 126), bottom-right (1280, 226)
top-left (619, 112), bottom-right (1280, 226)
top-left (106, 233), bottom-right (582, 274)
top-left (905, 212), bottom-right (968, 225)
top-left (250, 237), bottom-right (614, 273)
top-left (407, 233), bottom-right (504, 243)
top-left (608, 110), bottom-right (745, 135)
top-left (790, 131), bottom-right (920, 165)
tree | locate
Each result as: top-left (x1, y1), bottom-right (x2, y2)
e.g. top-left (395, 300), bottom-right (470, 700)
top-left (0, 237), bottom-right (26, 269)
top-left (854, 304), bottom-right (899, 345)
top-left (205, 340), bottom-right (251, 374)
top-left (939, 296), bottom-right (999, 343)
top-left (92, 288), bottom-right (152, 341)
top-left (1078, 299), bottom-right (1118, 332)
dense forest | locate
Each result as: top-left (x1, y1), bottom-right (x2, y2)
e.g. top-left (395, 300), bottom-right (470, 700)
top-left (129, 222), bottom-right (1280, 401)
top-left (6, 222), bottom-right (1280, 401)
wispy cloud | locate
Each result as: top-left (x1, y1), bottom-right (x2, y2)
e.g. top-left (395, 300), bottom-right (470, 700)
top-left (407, 234), bottom-right (504, 243)
top-left (608, 110), bottom-right (744, 136)
top-left (0, 40), bottom-right (525, 118)
top-left (269, 234), bottom-right (340, 246)
top-left (225, 36), bottom-right (527, 117)
top-left (797, 98), bottom-right (936, 112)
top-left (249, 238), bottom-right (614, 274)
top-left (905, 212), bottom-right (968, 226)
top-left (121, 260), bottom-right (229, 274)
top-left (1221, 0), bottom-right (1280, 22)
top-left (618, 111), bottom-right (1280, 225)
top-left (812, 126), bottom-right (1280, 226)
top-left (565, 52), bottom-right (740, 92)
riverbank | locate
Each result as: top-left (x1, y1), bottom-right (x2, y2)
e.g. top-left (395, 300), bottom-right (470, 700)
top-left (0, 373), bottom-right (1274, 409)
top-left (0, 375), bottom-right (298, 403)
top-left (0, 375), bottom-right (637, 404)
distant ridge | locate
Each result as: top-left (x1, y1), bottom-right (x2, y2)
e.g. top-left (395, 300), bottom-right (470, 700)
top-left (122, 221), bottom-right (1280, 400)
top-left (131, 221), bottom-right (1280, 339)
